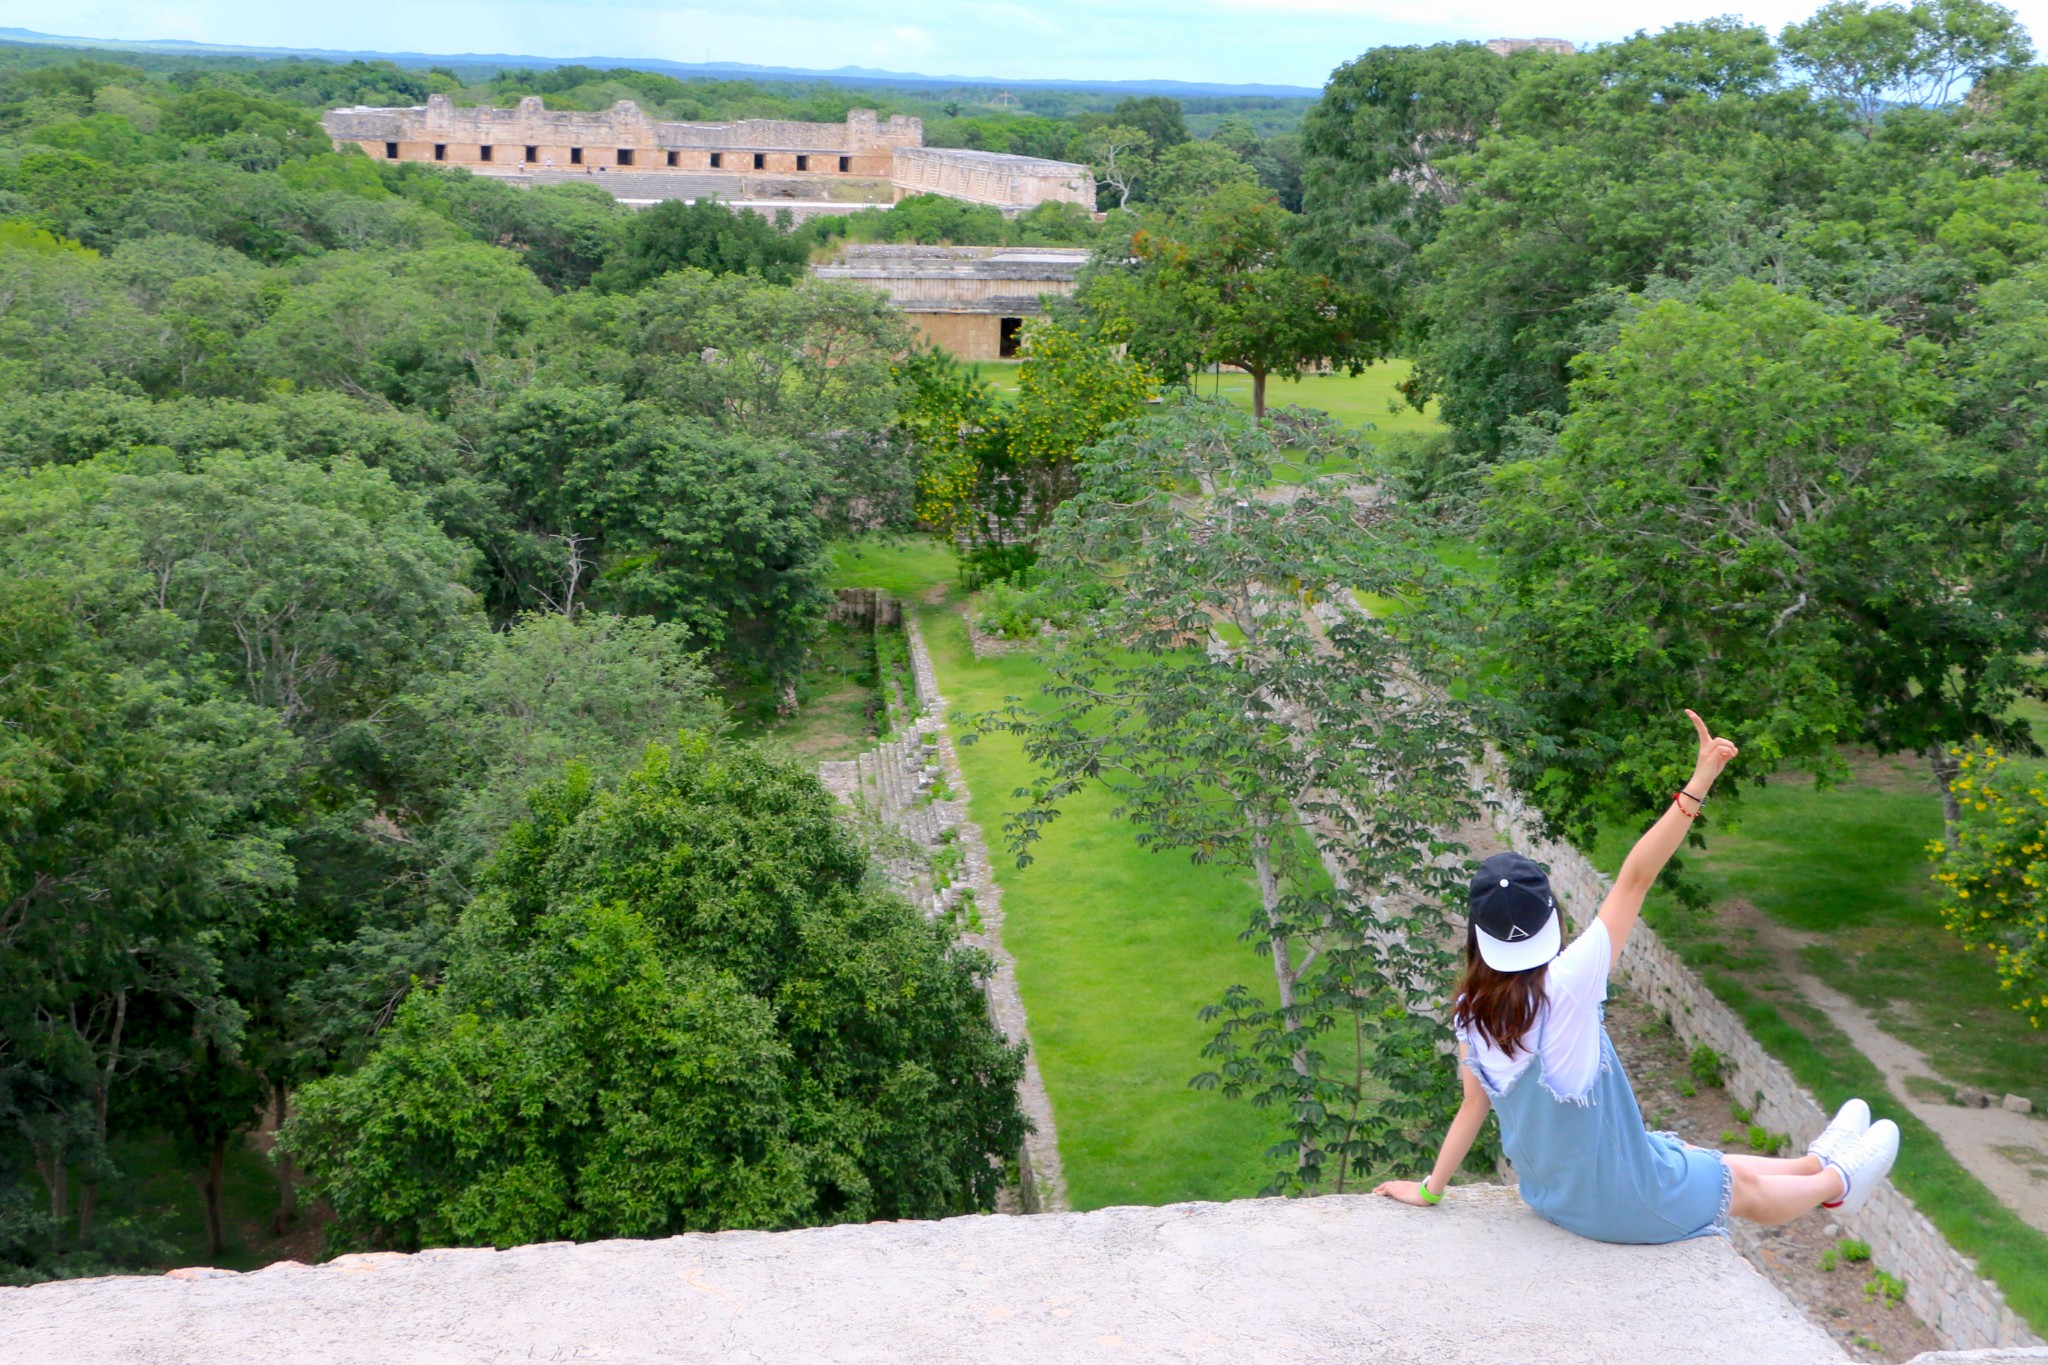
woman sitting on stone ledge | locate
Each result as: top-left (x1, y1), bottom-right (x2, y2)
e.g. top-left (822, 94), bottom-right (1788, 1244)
top-left (1377, 709), bottom-right (1902, 1242)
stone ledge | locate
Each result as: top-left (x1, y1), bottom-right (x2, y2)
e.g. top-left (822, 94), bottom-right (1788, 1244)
top-left (1, 1190), bottom-right (1849, 1365)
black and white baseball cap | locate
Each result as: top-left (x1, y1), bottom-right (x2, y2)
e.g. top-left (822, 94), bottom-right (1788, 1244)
top-left (1469, 852), bottom-right (1562, 973)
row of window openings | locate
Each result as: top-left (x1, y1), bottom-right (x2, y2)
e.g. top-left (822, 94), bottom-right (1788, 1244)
top-left (393, 143), bottom-right (850, 172)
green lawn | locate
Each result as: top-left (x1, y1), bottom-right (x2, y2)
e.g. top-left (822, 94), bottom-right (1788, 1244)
top-left (829, 537), bottom-right (1298, 1208)
top-left (926, 600), bottom-right (1300, 1207)
top-left (967, 360), bottom-right (1437, 437)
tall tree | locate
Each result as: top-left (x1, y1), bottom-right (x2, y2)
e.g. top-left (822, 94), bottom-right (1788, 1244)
top-left (974, 397), bottom-right (1481, 1191)
top-left (1086, 186), bottom-right (1385, 420)
top-left (1297, 42), bottom-right (1523, 322)
top-left (1477, 279), bottom-right (2020, 843)
top-left (286, 740), bottom-right (1028, 1250)
top-left (1783, 0), bottom-right (2032, 137)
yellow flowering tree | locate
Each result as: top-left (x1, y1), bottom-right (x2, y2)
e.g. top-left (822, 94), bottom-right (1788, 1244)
top-left (900, 324), bottom-right (1154, 578)
top-left (1930, 742), bottom-right (2048, 1027)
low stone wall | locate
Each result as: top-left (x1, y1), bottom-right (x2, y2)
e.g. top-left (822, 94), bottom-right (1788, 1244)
top-left (903, 614), bottom-right (1067, 1211)
top-left (1478, 764), bottom-right (2042, 1351)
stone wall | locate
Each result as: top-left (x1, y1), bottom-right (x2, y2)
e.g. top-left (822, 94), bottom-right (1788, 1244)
top-left (1476, 759), bottom-right (2043, 1351)
top-left (890, 146), bottom-right (1095, 210)
top-left (320, 96), bottom-right (1090, 212)
top-left (903, 311), bottom-right (1004, 360)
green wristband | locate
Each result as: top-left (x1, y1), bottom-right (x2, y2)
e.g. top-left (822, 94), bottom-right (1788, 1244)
top-left (1417, 1181), bottom-right (1442, 1205)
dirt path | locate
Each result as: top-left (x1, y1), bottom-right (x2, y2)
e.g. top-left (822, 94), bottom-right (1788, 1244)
top-left (1724, 900), bottom-right (2048, 1236)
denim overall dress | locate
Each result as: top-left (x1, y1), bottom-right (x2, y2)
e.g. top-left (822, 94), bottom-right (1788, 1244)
top-left (1466, 1012), bottom-right (1732, 1245)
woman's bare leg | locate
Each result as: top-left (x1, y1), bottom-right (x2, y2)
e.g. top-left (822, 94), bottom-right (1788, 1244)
top-left (1723, 1152), bottom-right (1823, 1178)
top-left (1726, 1160), bottom-right (1845, 1225)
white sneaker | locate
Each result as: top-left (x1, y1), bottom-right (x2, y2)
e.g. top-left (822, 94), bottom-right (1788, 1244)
top-left (1808, 1098), bottom-right (1870, 1165)
top-left (1823, 1119), bottom-right (1900, 1216)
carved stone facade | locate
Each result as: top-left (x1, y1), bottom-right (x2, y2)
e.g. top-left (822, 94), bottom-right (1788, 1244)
top-left (1484, 37), bottom-right (1576, 56)
top-left (808, 245), bottom-right (1090, 360)
top-left (321, 95), bottom-right (1093, 216)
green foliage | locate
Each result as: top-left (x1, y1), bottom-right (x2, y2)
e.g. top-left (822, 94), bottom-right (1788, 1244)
top-left (1842, 1237), bottom-right (1874, 1261)
top-left (1477, 280), bottom-right (2014, 843)
top-left (593, 199), bottom-right (807, 292)
top-left (1929, 743), bottom-right (2048, 1023)
top-left (1297, 42), bottom-right (1521, 316)
top-left (480, 387), bottom-right (829, 686)
top-left (974, 397), bottom-right (1483, 1194)
top-left (286, 740), bottom-right (1027, 1250)
top-left (1688, 1044), bottom-right (1728, 1087)
top-left (1083, 186), bottom-right (1383, 418)
top-left (906, 322), bottom-right (1152, 550)
top-left (1783, 0), bottom-right (2032, 135)
top-left (1865, 1268), bottom-right (1907, 1306)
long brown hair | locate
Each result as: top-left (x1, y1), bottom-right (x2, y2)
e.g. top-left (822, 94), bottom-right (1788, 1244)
top-left (1452, 921), bottom-right (1550, 1058)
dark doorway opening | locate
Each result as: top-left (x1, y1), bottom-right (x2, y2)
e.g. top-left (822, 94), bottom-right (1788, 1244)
top-left (524, 144), bottom-right (538, 162)
top-left (617, 148), bottom-right (634, 166)
top-left (998, 317), bottom-right (1024, 358)
top-left (666, 150), bottom-right (678, 167)
top-left (796, 154), bottom-right (809, 171)
top-left (709, 152), bottom-right (723, 168)
top-left (385, 141), bottom-right (399, 159)
top-left (752, 152), bottom-right (766, 169)
top-left (479, 144), bottom-right (493, 162)
top-left (433, 143), bottom-right (447, 161)
top-left (570, 147), bottom-right (583, 165)
top-left (838, 155), bottom-right (851, 172)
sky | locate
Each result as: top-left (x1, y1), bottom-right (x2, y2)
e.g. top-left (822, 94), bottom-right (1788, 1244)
top-left (0, 0), bottom-right (2040, 89)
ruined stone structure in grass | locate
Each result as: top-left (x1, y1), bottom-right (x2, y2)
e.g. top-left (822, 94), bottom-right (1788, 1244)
top-left (321, 95), bottom-right (1094, 220)
top-left (808, 244), bottom-right (1090, 361)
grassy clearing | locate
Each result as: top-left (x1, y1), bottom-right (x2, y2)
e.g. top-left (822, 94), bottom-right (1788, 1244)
top-left (830, 536), bottom-right (1297, 1207)
top-left (927, 602), bottom-right (1302, 1207)
top-left (967, 359), bottom-right (1436, 438)
top-left (729, 619), bottom-right (881, 761)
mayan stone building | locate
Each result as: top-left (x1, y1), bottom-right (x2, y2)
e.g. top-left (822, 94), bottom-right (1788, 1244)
top-left (321, 95), bottom-right (1093, 219)
top-left (808, 244), bottom-right (1090, 360)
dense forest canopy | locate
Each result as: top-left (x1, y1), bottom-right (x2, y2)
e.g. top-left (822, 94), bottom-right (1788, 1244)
top-left (4, 0), bottom-right (2048, 1290)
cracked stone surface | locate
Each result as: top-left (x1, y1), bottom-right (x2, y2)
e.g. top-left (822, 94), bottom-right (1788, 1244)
top-left (1, 1189), bottom-right (1850, 1364)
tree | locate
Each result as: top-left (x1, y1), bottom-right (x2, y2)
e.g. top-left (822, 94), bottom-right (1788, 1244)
top-left (1478, 280), bottom-right (2020, 844)
top-left (1144, 140), bottom-right (1259, 215)
top-left (592, 199), bottom-right (809, 292)
top-left (1087, 186), bottom-right (1385, 420)
top-left (517, 270), bottom-right (917, 532)
top-left (396, 612), bottom-right (723, 874)
top-left (249, 242), bottom-right (547, 410)
top-left (973, 397), bottom-right (1483, 1192)
top-left (285, 739), bottom-right (1028, 1250)
top-left (482, 387), bottom-right (831, 691)
top-left (1928, 742), bottom-right (2047, 1026)
top-left (907, 321), bottom-right (1153, 562)
top-left (1407, 20), bottom-right (1842, 454)
top-left (1297, 42), bottom-right (1523, 320)
top-left (1783, 0), bottom-right (2032, 137)
top-left (1081, 125), bottom-right (1152, 210)
top-left (0, 577), bottom-right (295, 1243)
top-left (1108, 95), bottom-right (1190, 150)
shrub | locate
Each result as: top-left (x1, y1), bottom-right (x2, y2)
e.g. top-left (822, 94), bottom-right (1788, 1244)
top-left (1929, 742), bottom-right (2048, 1027)
top-left (1865, 1270), bottom-right (1906, 1307)
top-left (1688, 1044), bottom-right (1728, 1088)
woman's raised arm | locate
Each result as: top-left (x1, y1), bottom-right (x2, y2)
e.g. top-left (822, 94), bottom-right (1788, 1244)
top-left (1597, 709), bottom-right (1739, 968)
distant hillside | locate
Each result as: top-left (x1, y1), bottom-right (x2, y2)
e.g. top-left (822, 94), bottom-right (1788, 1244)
top-left (0, 27), bottom-right (1322, 99)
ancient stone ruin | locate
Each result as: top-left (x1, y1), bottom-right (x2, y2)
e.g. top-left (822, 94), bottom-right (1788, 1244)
top-left (321, 95), bottom-right (1095, 219)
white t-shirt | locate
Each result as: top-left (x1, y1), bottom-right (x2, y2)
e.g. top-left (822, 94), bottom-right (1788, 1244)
top-left (1456, 918), bottom-right (1611, 1103)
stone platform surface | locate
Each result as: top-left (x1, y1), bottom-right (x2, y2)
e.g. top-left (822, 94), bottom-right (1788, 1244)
top-left (0, 1187), bottom-right (1849, 1365)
